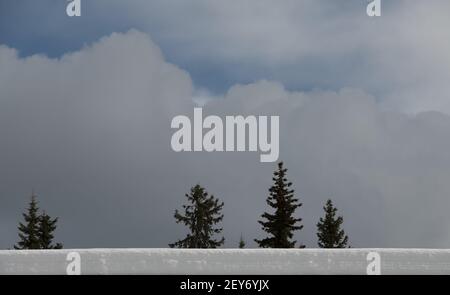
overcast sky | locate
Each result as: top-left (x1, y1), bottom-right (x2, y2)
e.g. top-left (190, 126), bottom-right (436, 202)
top-left (1, 0), bottom-right (450, 248)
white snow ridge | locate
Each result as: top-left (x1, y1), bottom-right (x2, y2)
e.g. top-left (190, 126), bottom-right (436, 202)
top-left (1, 249), bottom-right (450, 275)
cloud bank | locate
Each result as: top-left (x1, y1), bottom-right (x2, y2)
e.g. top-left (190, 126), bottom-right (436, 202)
top-left (95, 0), bottom-right (450, 113)
top-left (3, 1), bottom-right (450, 113)
top-left (1, 30), bottom-right (450, 248)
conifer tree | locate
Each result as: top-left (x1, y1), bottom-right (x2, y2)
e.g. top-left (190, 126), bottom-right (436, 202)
top-left (239, 234), bottom-right (246, 248)
top-left (255, 162), bottom-right (303, 248)
top-left (317, 199), bottom-right (349, 248)
top-left (170, 184), bottom-right (225, 248)
top-left (14, 194), bottom-right (41, 249)
top-left (38, 211), bottom-right (63, 249)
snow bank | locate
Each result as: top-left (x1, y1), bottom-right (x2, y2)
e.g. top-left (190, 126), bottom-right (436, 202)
top-left (1, 248), bottom-right (450, 275)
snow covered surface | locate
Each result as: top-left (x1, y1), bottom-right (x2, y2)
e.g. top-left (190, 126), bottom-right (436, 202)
top-left (1, 249), bottom-right (450, 275)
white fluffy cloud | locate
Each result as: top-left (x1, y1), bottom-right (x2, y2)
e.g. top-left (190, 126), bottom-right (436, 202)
top-left (2, 30), bottom-right (450, 248)
top-left (98, 0), bottom-right (450, 114)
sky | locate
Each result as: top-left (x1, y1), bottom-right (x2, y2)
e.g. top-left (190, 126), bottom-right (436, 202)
top-left (1, 0), bottom-right (450, 248)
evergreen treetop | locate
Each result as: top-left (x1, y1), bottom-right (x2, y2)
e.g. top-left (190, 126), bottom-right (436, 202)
top-left (15, 192), bottom-right (63, 250)
top-left (317, 199), bottom-right (349, 248)
top-left (39, 211), bottom-right (63, 249)
top-left (255, 162), bottom-right (303, 248)
top-left (14, 194), bottom-right (41, 250)
top-left (170, 184), bottom-right (225, 248)
top-left (239, 234), bottom-right (246, 249)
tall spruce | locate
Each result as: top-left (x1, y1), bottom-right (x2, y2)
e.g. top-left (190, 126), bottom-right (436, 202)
top-left (317, 199), bottom-right (349, 248)
top-left (15, 193), bottom-right (41, 249)
top-left (38, 211), bottom-right (63, 249)
top-left (255, 162), bottom-right (303, 248)
top-left (170, 184), bottom-right (225, 248)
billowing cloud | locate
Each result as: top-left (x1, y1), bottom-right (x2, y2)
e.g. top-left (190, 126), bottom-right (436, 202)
top-left (3, 1), bottom-right (450, 112)
top-left (2, 30), bottom-right (450, 248)
top-left (92, 0), bottom-right (450, 113)
top-left (0, 30), bottom-right (195, 247)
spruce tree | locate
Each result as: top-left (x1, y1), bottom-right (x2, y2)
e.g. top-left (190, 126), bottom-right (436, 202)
top-left (38, 211), bottom-right (63, 249)
top-left (15, 194), bottom-right (41, 249)
top-left (239, 234), bottom-right (246, 249)
top-left (317, 199), bottom-right (349, 248)
top-left (170, 184), bottom-right (225, 248)
top-left (255, 162), bottom-right (303, 248)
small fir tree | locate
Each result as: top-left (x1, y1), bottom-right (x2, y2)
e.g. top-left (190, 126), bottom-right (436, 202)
top-left (239, 234), bottom-right (246, 249)
top-left (15, 193), bottom-right (41, 249)
top-left (170, 184), bottom-right (225, 248)
top-left (316, 199), bottom-right (349, 248)
top-left (38, 211), bottom-right (63, 249)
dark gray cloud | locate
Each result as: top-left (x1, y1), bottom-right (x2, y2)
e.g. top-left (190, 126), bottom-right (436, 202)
top-left (95, 0), bottom-right (450, 110)
top-left (4, 0), bottom-right (450, 103)
top-left (2, 30), bottom-right (450, 249)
